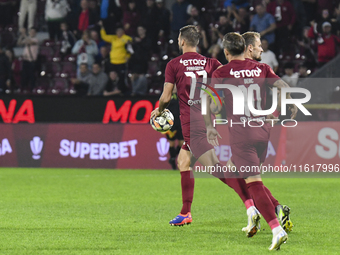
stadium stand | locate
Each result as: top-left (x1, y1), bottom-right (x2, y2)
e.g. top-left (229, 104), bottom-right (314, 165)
top-left (0, 0), bottom-right (339, 97)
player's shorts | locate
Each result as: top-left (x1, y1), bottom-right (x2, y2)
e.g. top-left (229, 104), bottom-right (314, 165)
top-left (165, 127), bottom-right (184, 141)
top-left (231, 140), bottom-right (268, 178)
top-left (181, 122), bottom-right (214, 159)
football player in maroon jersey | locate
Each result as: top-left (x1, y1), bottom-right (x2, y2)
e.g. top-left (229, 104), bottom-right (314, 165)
top-left (242, 31), bottom-right (294, 233)
top-left (151, 26), bottom-right (260, 235)
top-left (204, 32), bottom-right (297, 250)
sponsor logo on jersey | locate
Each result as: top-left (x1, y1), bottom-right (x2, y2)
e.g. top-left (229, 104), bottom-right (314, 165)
top-left (230, 67), bottom-right (262, 78)
top-left (187, 99), bottom-right (201, 106)
top-left (180, 58), bottom-right (207, 67)
top-left (30, 136), bottom-right (43, 160)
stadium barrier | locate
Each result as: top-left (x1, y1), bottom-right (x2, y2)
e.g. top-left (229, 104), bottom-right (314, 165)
top-left (0, 122), bottom-right (339, 169)
top-left (0, 96), bottom-right (159, 123)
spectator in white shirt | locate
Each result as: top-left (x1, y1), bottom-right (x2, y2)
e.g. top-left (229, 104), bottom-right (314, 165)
top-left (72, 30), bottom-right (98, 70)
top-left (260, 38), bottom-right (278, 73)
top-left (281, 62), bottom-right (299, 87)
top-left (45, 0), bottom-right (70, 40)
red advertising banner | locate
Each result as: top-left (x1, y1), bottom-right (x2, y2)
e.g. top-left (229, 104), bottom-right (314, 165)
top-left (285, 122), bottom-right (340, 166)
top-left (0, 122), bottom-right (339, 169)
top-left (0, 97), bottom-right (159, 124)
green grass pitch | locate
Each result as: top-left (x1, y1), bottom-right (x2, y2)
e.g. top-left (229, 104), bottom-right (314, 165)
top-left (0, 168), bottom-right (339, 254)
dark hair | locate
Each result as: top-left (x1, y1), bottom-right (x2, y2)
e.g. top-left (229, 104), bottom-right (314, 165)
top-left (255, 4), bottom-right (265, 9)
top-left (93, 62), bottom-right (102, 68)
top-left (284, 62), bottom-right (294, 69)
top-left (222, 32), bottom-right (245, 56)
top-left (179, 25), bottom-right (200, 47)
top-left (242, 31), bottom-right (260, 48)
top-left (191, 5), bottom-right (199, 12)
top-left (116, 26), bottom-right (124, 32)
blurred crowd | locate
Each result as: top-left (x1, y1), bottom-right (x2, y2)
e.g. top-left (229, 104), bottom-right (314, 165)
top-left (0, 0), bottom-right (340, 95)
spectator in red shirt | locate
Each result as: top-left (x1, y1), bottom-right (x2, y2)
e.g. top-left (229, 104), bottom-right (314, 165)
top-left (267, 0), bottom-right (296, 54)
top-left (308, 21), bottom-right (340, 67)
top-left (77, 0), bottom-right (98, 37)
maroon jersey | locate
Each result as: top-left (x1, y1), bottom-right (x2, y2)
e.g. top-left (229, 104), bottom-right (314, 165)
top-left (165, 52), bottom-right (221, 125)
top-left (212, 58), bottom-right (280, 144)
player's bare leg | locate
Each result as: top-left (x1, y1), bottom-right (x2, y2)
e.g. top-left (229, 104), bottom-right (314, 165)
top-left (245, 174), bottom-right (288, 250)
top-left (169, 148), bottom-right (193, 226)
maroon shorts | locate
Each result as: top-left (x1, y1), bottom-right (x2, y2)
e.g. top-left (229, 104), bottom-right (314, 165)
top-left (181, 122), bottom-right (214, 159)
top-left (231, 140), bottom-right (268, 178)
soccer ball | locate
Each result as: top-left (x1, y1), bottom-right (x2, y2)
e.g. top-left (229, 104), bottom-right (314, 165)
top-left (150, 109), bottom-right (174, 132)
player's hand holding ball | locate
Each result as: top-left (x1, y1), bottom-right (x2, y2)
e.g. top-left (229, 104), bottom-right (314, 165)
top-left (150, 108), bottom-right (174, 132)
top-left (150, 107), bottom-right (161, 119)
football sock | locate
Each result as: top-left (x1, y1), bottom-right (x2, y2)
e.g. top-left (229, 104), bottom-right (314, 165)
top-left (169, 146), bottom-right (176, 159)
top-left (271, 225), bottom-right (283, 235)
top-left (180, 170), bottom-right (194, 215)
top-left (213, 164), bottom-right (254, 209)
top-left (263, 185), bottom-right (280, 209)
top-left (247, 206), bottom-right (256, 216)
top-left (244, 199), bottom-right (255, 210)
top-left (247, 181), bottom-right (280, 228)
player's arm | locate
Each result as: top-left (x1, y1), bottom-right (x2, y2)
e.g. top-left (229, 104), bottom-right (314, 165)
top-left (272, 79), bottom-right (298, 119)
top-left (211, 90), bottom-right (225, 114)
top-left (203, 90), bottom-right (222, 147)
top-left (150, 82), bottom-right (174, 119)
top-left (210, 96), bottom-right (222, 115)
top-left (210, 63), bottom-right (224, 114)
